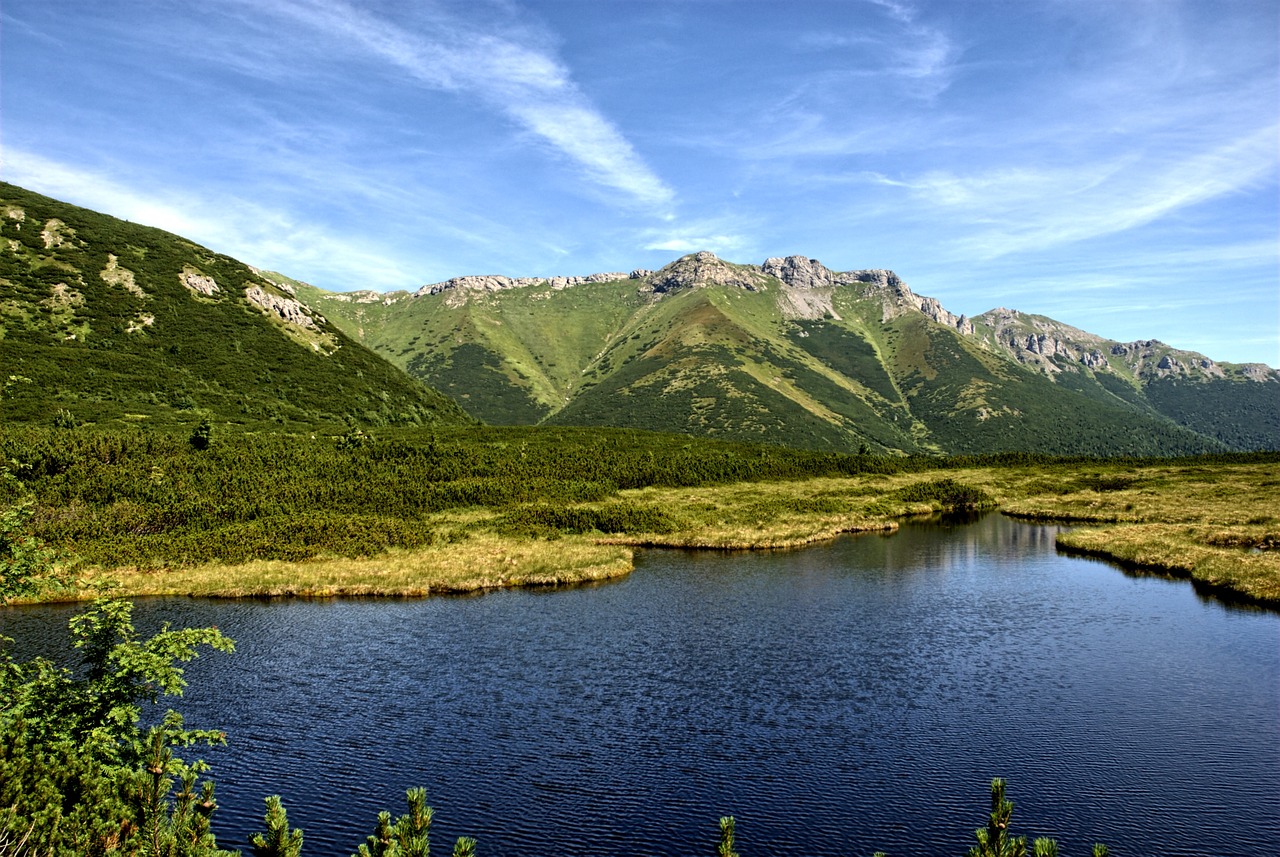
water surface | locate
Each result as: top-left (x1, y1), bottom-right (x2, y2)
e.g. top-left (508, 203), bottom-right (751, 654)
top-left (5, 514), bottom-right (1277, 856)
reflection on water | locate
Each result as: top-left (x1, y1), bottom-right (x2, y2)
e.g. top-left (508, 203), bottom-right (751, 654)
top-left (3, 514), bottom-right (1277, 857)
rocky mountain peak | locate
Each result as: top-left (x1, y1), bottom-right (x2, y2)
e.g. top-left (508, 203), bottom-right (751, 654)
top-left (642, 251), bottom-right (770, 294)
top-left (835, 268), bottom-right (972, 334)
top-left (762, 255), bottom-right (837, 289)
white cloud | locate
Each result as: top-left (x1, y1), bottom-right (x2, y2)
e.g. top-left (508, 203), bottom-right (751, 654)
top-left (863, 0), bottom-right (958, 96)
top-left (876, 125), bottom-right (1279, 257)
top-left (246, 0), bottom-right (674, 211)
top-left (642, 232), bottom-right (748, 256)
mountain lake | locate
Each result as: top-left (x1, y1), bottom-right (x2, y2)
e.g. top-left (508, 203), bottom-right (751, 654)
top-left (4, 513), bottom-right (1277, 856)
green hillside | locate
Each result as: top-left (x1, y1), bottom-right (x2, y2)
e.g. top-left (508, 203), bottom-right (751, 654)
top-left (305, 252), bottom-right (1258, 456)
top-left (0, 183), bottom-right (469, 432)
top-left (970, 308), bottom-right (1280, 447)
top-left (5, 182), bottom-right (1269, 456)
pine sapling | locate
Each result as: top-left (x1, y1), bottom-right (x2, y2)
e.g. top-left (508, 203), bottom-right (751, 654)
top-left (250, 795), bottom-right (303, 857)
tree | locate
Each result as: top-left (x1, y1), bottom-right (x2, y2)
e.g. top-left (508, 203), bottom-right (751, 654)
top-left (250, 796), bottom-right (304, 857)
top-left (967, 779), bottom-right (1108, 857)
top-left (190, 419), bottom-right (214, 451)
top-left (0, 497), bottom-right (61, 603)
top-left (0, 598), bottom-right (235, 856)
top-left (717, 816), bottom-right (738, 857)
top-left (353, 788), bottom-right (479, 857)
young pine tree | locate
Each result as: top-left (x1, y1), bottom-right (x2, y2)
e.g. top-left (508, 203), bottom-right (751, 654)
top-left (250, 795), bottom-right (303, 857)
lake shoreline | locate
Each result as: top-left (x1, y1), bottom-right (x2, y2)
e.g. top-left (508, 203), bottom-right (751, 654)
top-left (13, 459), bottom-right (1279, 610)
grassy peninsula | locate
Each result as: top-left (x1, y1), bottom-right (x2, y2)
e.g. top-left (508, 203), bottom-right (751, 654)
top-left (3, 424), bottom-right (1276, 607)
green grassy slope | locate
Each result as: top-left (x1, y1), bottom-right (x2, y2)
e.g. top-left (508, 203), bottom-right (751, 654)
top-left (310, 260), bottom-right (1230, 455)
top-left (882, 314), bottom-right (1223, 456)
top-left (298, 278), bottom-right (647, 424)
top-left (548, 284), bottom-right (927, 452)
top-left (13, 178), bottom-right (1251, 458)
top-left (0, 183), bottom-right (469, 431)
top-left (969, 308), bottom-right (1279, 450)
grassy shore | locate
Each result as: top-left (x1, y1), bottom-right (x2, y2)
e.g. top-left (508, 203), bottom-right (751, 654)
top-left (997, 459), bottom-right (1280, 607)
top-left (20, 458), bottom-right (1280, 608)
top-left (71, 535), bottom-right (634, 600)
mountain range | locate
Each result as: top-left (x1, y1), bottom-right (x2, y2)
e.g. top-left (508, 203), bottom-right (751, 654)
top-left (3, 181), bottom-right (1276, 455)
top-left (298, 251), bottom-right (1278, 455)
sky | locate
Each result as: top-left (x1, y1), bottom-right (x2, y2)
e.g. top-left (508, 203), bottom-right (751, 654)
top-left (2, 0), bottom-right (1277, 366)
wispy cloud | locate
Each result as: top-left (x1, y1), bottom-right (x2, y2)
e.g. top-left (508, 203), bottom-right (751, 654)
top-left (641, 229), bottom-right (749, 256)
top-left (873, 124), bottom-right (1279, 257)
top-left (860, 0), bottom-right (957, 96)
top-left (243, 0), bottom-right (674, 211)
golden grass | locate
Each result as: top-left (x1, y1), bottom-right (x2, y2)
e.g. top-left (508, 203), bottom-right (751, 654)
top-left (598, 480), bottom-right (905, 548)
top-left (998, 459), bottom-right (1279, 607)
top-left (70, 536), bottom-right (633, 599)
top-left (35, 459), bottom-right (1280, 608)
top-left (1057, 525), bottom-right (1280, 607)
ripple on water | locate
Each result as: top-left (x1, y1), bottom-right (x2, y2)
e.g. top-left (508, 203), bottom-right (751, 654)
top-left (3, 514), bottom-right (1277, 857)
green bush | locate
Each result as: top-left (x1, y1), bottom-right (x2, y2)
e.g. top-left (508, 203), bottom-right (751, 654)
top-left (891, 478), bottom-right (995, 510)
top-left (498, 501), bottom-right (678, 537)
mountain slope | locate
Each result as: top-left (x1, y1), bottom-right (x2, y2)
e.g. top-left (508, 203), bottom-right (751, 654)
top-left (971, 308), bottom-right (1280, 450)
top-left (305, 251), bottom-right (1275, 455)
top-left (0, 183), bottom-right (469, 431)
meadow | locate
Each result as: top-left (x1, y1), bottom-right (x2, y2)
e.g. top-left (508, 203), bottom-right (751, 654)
top-left (3, 423), bottom-right (1275, 608)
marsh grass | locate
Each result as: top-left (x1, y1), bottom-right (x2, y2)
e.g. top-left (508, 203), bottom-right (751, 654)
top-left (595, 474), bottom-right (990, 548)
top-left (11, 435), bottom-right (1278, 608)
top-left (66, 536), bottom-right (633, 599)
top-left (1057, 525), bottom-right (1280, 607)
top-left (1000, 460), bottom-right (1280, 606)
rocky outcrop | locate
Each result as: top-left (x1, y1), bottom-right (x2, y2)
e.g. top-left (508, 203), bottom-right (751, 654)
top-left (977, 308), bottom-right (1116, 374)
top-left (326, 289), bottom-right (399, 305)
top-left (409, 251), bottom-right (979, 334)
top-left (41, 218), bottom-right (74, 249)
top-left (1241, 364), bottom-right (1278, 382)
top-left (762, 255), bottom-right (837, 289)
top-left (642, 251), bottom-right (770, 294)
top-left (835, 267), bottom-right (973, 334)
top-left (181, 269), bottom-right (220, 297)
top-left (245, 285), bottom-right (325, 331)
top-left (246, 266), bottom-right (303, 297)
top-left (101, 254), bottom-right (146, 298)
top-left (1103, 339), bottom-right (1227, 380)
top-left (416, 271), bottom-right (631, 297)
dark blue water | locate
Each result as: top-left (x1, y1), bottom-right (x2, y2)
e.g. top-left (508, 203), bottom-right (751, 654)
top-left (4, 514), bottom-right (1278, 856)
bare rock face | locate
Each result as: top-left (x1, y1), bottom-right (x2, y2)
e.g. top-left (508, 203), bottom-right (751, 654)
top-left (977, 308), bottom-right (1116, 374)
top-left (181, 269), bottom-right (220, 297)
top-left (762, 255), bottom-right (837, 289)
top-left (416, 271), bottom-right (628, 298)
top-left (1102, 339), bottom-right (1229, 380)
top-left (1241, 363), bottom-right (1279, 382)
top-left (101, 254), bottom-right (147, 298)
top-left (41, 218), bottom-right (74, 249)
top-left (838, 268), bottom-right (973, 334)
top-left (245, 285), bottom-right (325, 331)
top-left (643, 251), bottom-right (770, 293)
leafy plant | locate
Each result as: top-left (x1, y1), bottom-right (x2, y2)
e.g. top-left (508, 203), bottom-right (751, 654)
top-left (0, 598), bottom-right (234, 855)
top-left (352, 787), bottom-right (477, 857)
top-left (717, 816), bottom-right (738, 857)
top-left (966, 778), bottom-right (1107, 857)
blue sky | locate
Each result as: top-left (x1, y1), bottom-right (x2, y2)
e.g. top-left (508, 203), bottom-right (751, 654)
top-left (3, 0), bottom-right (1277, 365)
